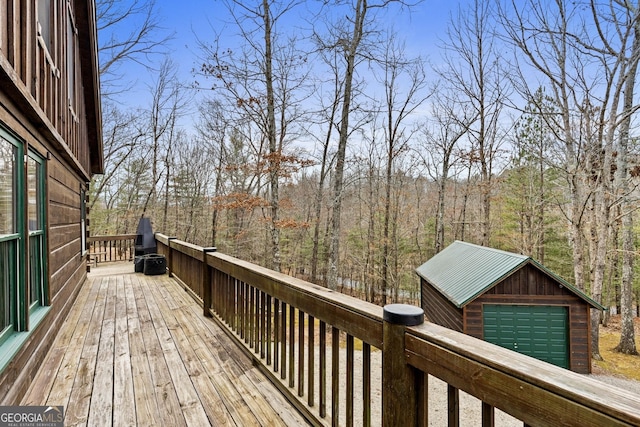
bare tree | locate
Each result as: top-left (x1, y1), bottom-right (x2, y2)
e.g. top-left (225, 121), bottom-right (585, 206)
top-left (89, 103), bottom-right (142, 213)
top-left (97, 0), bottom-right (172, 98)
top-left (140, 58), bottom-right (188, 220)
top-left (500, 0), bottom-right (640, 359)
top-left (315, 0), bottom-right (414, 290)
top-left (309, 48), bottom-right (343, 283)
top-left (417, 87), bottom-right (476, 254)
top-left (198, 0), bottom-right (309, 271)
top-left (439, 0), bottom-right (509, 246)
top-left (375, 35), bottom-right (429, 303)
top-left (613, 1), bottom-right (640, 356)
top-left (196, 99), bottom-right (230, 247)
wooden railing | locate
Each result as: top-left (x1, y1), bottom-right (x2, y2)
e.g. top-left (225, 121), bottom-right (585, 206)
top-left (156, 234), bottom-right (640, 426)
top-left (87, 234), bottom-right (136, 265)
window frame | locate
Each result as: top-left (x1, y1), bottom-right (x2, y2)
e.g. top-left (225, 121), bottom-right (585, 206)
top-left (27, 152), bottom-right (48, 314)
top-left (36, 0), bottom-right (57, 67)
top-left (0, 126), bottom-right (25, 346)
top-left (0, 127), bottom-right (53, 374)
top-left (66, 1), bottom-right (78, 114)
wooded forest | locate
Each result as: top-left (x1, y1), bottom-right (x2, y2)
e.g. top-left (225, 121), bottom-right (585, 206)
top-left (91, 0), bottom-right (639, 357)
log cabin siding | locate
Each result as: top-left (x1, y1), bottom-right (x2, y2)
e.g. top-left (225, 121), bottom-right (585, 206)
top-left (0, 0), bottom-right (101, 179)
top-left (0, 104), bottom-right (88, 403)
top-left (0, 0), bottom-right (101, 404)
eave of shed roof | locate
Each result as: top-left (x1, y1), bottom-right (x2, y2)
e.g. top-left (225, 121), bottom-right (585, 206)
top-left (415, 241), bottom-right (604, 310)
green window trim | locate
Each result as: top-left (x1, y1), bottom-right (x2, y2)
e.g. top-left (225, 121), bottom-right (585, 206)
top-left (28, 152), bottom-right (47, 310)
top-left (0, 306), bottom-right (51, 374)
top-left (0, 125), bottom-right (49, 359)
top-left (0, 126), bottom-right (24, 339)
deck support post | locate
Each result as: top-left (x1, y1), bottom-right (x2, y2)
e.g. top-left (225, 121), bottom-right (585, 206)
top-left (202, 247), bottom-right (217, 317)
top-left (382, 304), bottom-right (424, 427)
top-left (167, 237), bottom-right (177, 277)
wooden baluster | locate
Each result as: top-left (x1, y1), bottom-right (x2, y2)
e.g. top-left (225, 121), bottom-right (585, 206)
top-left (418, 372), bottom-right (428, 427)
top-left (346, 334), bottom-right (354, 427)
top-left (482, 402), bottom-right (495, 427)
top-left (289, 305), bottom-right (295, 388)
top-left (240, 282), bottom-right (246, 341)
top-left (274, 298), bottom-right (280, 372)
top-left (254, 289), bottom-right (260, 354)
top-left (448, 385), bottom-right (459, 427)
top-left (260, 292), bottom-right (265, 356)
top-left (228, 272), bottom-right (232, 331)
top-left (332, 327), bottom-right (340, 427)
top-left (280, 302), bottom-right (287, 380)
top-left (229, 275), bottom-right (235, 328)
top-left (319, 320), bottom-right (326, 418)
top-left (298, 310), bottom-right (305, 397)
top-left (249, 286), bottom-right (255, 348)
top-left (308, 314), bottom-right (315, 407)
top-left (266, 294), bottom-right (272, 363)
top-left (167, 237), bottom-right (176, 277)
top-left (363, 342), bottom-right (371, 427)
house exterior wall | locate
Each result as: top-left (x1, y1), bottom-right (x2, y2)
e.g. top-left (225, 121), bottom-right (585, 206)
top-left (0, 0), bottom-right (101, 403)
top-left (464, 265), bottom-right (592, 374)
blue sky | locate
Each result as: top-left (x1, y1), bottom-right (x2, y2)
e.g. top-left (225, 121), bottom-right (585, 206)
top-left (114, 0), bottom-right (460, 97)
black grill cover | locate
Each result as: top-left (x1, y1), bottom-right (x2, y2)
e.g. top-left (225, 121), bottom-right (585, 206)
top-left (135, 217), bottom-right (157, 256)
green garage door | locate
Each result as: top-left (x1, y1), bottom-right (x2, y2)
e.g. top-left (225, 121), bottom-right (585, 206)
top-left (483, 305), bottom-right (569, 369)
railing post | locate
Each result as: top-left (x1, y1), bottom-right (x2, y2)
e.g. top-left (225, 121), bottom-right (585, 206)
top-left (382, 304), bottom-right (424, 427)
top-left (202, 247), bottom-right (217, 317)
top-left (167, 237), bottom-right (177, 277)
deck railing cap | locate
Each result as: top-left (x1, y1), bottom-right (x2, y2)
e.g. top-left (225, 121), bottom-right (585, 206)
top-left (383, 304), bottom-right (424, 326)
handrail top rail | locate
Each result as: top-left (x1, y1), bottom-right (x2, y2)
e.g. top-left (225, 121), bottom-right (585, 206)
top-left (88, 234), bottom-right (136, 241)
top-left (209, 245), bottom-right (385, 347)
top-left (157, 233), bottom-right (385, 347)
top-left (407, 321), bottom-right (640, 425)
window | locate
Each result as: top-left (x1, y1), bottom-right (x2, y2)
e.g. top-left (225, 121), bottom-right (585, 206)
top-left (37, 0), bottom-right (53, 53)
top-left (0, 126), bottom-right (50, 351)
top-left (67, 4), bottom-right (77, 111)
top-left (0, 129), bottom-right (23, 344)
top-left (28, 153), bottom-right (47, 311)
top-left (80, 187), bottom-right (86, 255)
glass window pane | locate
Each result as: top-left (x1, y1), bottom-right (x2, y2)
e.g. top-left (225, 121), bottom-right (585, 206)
top-left (67, 10), bottom-right (76, 108)
top-left (0, 137), bottom-right (15, 235)
top-left (38, 0), bottom-right (52, 51)
top-left (28, 157), bottom-right (40, 231)
top-left (0, 240), bottom-right (15, 335)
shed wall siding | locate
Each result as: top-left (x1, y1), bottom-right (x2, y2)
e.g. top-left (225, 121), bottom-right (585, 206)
top-left (464, 265), bottom-right (591, 373)
top-left (421, 278), bottom-right (464, 332)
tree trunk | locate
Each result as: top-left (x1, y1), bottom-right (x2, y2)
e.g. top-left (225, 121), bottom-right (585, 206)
top-left (614, 21), bottom-right (639, 355)
top-left (435, 159), bottom-right (449, 254)
top-left (262, 0), bottom-right (281, 272)
top-left (328, 0), bottom-right (366, 290)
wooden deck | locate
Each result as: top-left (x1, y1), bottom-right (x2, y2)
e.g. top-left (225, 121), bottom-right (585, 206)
top-left (21, 263), bottom-right (309, 426)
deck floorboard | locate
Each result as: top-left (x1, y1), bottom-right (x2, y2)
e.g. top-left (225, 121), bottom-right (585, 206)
top-left (22, 264), bottom-right (310, 426)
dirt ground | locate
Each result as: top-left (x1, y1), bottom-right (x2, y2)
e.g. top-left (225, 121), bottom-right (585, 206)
top-left (600, 314), bottom-right (640, 334)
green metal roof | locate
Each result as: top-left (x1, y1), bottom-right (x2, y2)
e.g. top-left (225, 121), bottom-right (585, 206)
top-left (415, 241), bottom-right (604, 310)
